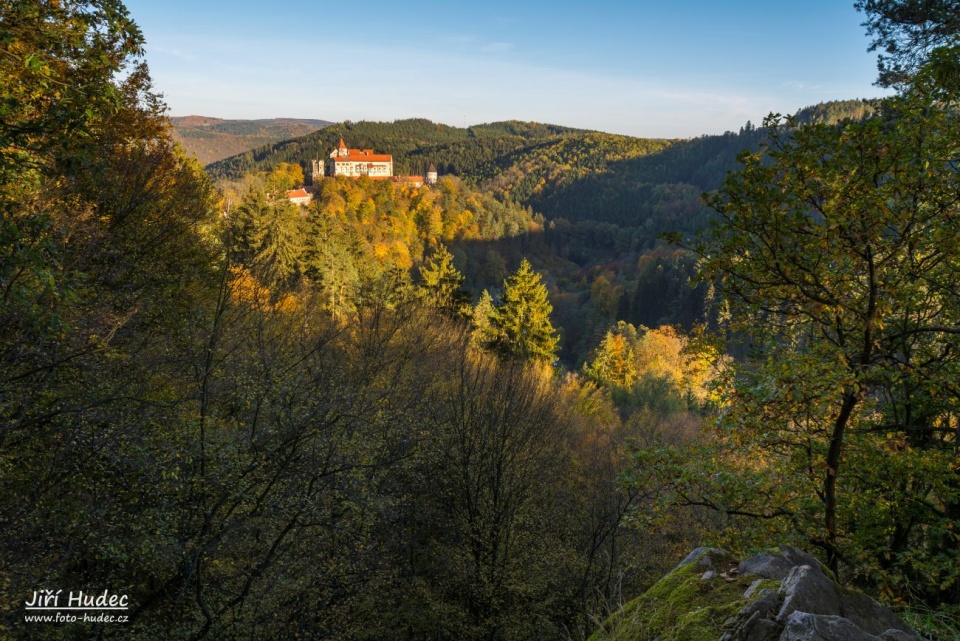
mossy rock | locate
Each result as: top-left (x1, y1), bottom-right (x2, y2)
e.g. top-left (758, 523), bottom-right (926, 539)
top-left (590, 546), bottom-right (921, 641)
top-left (589, 549), bottom-right (780, 641)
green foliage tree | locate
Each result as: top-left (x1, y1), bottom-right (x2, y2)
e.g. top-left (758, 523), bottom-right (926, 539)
top-left (678, 73), bottom-right (960, 603)
top-left (0, 4), bottom-right (224, 639)
top-left (411, 352), bottom-right (570, 640)
top-left (419, 244), bottom-right (469, 316)
top-left (488, 259), bottom-right (560, 363)
top-left (228, 188), bottom-right (270, 263)
top-left (0, 0), bottom-right (150, 346)
top-left (300, 212), bottom-right (363, 315)
top-left (0, 0), bottom-right (144, 181)
top-left (253, 199), bottom-right (303, 288)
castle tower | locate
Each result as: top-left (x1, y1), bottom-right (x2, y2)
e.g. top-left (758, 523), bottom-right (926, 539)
top-left (426, 163), bottom-right (438, 186)
top-left (311, 159), bottom-right (324, 183)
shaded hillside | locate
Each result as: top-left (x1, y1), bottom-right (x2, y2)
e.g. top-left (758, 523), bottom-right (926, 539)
top-left (519, 100), bottom-right (882, 230)
top-left (529, 128), bottom-right (768, 230)
top-left (170, 116), bottom-right (332, 164)
top-left (483, 101), bottom-right (880, 230)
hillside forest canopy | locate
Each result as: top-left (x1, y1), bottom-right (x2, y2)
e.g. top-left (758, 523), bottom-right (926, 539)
top-left (1, 1), bottom-right (959, 640)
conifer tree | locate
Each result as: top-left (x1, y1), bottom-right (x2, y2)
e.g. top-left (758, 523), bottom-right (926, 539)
top-left (229, 189), bottom-right (303, 290)
top-left (229, 189), bottom-right (270, 266)
top-left (419, 244), bottom-right (469, 316)
top-left (471, 289), bottom-right (498, 348)
top-left (254, 199), bottom-right (303, 289)
top-left (489, 259), bottom-right (559, 362)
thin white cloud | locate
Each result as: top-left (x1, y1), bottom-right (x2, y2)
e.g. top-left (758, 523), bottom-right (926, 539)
top-left (150, 29), bottom-right (878, 138)
top-left (152, 44), bottom-right (196, 62)
top-left (440, 35), bottom-right (477, 45)
top-left (438, 34), bottom-right (514, 54)
top-left (129, 0), bottom-right (887, 137)
top-left (782, 81), bottom-right (827, 92)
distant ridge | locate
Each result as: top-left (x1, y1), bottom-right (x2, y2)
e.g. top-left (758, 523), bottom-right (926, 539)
top-left (203, 118), bottom-right (646, 183)
top-left (170, 116), bottom-right (332, 165)
top-left (204, 99), bottom-right (882, 231)
top-left (791, 98), bottom-right (879, 126)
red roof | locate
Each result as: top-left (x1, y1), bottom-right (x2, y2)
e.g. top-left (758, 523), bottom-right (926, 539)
top-left (334, 151), bottom-right (393, 163)
top-left (333, 139), bottom-right (392, 162)
top-left (286, 188), bottom-right (311, 199)
top-left (353, 176), bottom-right (423, 184)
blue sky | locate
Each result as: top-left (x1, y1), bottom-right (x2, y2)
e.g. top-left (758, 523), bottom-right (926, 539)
top-left (125, 0), bottom-right (889, 138)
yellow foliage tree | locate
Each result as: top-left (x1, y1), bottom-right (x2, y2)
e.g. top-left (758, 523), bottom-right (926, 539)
top-left (584, 322), bottom-right (718, 408)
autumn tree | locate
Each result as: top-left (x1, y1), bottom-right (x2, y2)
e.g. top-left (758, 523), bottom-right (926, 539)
top-left (265, 161), bottom-right (305, 194)
top-left (584, 322), bottom-right (642, 390)
top-left (590, 271), bottom-right (623, 319)
top-left (584, 322), bottom-right (718, 412)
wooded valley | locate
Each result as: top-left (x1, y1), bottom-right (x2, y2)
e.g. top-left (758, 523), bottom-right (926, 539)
top-left (2, 1), bottom-right (958, 639)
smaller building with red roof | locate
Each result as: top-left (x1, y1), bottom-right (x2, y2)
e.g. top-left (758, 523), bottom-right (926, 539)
top-left (285, 187), bottom-right (313, 205)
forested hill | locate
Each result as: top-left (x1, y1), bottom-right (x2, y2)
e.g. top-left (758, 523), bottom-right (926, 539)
top-left (170, 116), bottom-right (332, 165)
top-left (205, 118), bottom-right (589, 180)
top-left (206, 100), bottom-right (879, 232)
top-left (791, 98), bottom-right (878, 125)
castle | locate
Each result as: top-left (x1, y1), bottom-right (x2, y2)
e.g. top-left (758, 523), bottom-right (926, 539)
top-left (311, 138), bottom-right (438, 187)
top-left (327, 137), bottom-right (393, 177)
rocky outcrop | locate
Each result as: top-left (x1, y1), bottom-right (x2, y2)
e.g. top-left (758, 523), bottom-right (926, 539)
top-left (589, 547), bottom-right (921, 641)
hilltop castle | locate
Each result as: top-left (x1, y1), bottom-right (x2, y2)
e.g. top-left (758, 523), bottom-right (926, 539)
top-left (327, 137), bottom-right (393, 177)
top-left (311, 138), bottom-right (438, 187)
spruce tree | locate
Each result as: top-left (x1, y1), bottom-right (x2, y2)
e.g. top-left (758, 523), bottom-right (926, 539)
top-left (419, 244), bottom-right (469, 317)
top-left (229, 190), bottom-right (303, 291)
top-left (471, 289), bottom-right (498, 348)
top-left (254, 199), bottom-right (303, 290)
top-left (490, 259), bottom-right (559, 362)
